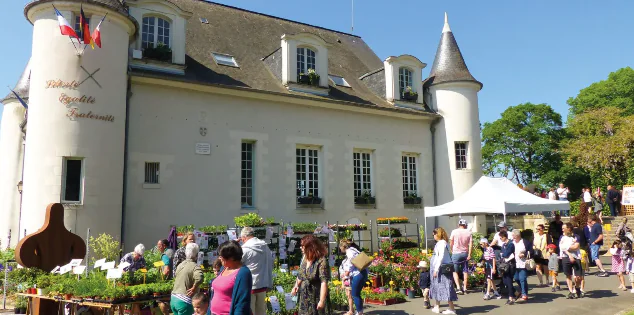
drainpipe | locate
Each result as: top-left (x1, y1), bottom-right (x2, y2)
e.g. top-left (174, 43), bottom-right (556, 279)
top-left (16, 115), bottom-right (27, 242)
top-left (430, 119), bottom-right (440, 229)
top-left (120, 74), bottom-right (132, 245)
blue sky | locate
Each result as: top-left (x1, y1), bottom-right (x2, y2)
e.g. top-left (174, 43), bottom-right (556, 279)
top-left (1, 0), bottom-right (633, 127)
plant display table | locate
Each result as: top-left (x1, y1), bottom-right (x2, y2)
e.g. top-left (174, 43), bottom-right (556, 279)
top-left (18, 293), bottom-right (169, 315)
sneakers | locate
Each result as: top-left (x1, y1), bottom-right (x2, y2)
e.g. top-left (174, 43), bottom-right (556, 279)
top-left (579, 291), bottom-right (586, 298)
top-left (441, 310), bottom-right (457, 315)
top-left (424, 300), bottom-right (432, 309)
top-left (455, 289), bottom-right (463, 295)
top-left (505, 299), bottom-right (515, 305)
top-left (551, 287), bottom-right (556, 292)
top-left (630, 288), bottom-right (634, 294)
top-left (493, 292), bottom-right (502, 299)
top-left (567, 292), bottom-right (577, 299)
top-left (483, 294), bottom-right (491, 300)
top-left (432, 306), bottom-right (440, 314)
top-left (556, 285), bottom-right (561, 291)
top-left (521, 295), bottom-right (528, 301)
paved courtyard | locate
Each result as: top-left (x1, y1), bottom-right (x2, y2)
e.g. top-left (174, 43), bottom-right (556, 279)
top-left (361, 257), bottom-right (634, 315)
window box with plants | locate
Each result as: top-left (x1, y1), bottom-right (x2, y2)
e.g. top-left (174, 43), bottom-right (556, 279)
top-left (143, 42), bottom-right (173, 62)
top-left (403, 193), bottom-right (422, 208)
top-left (297, 193), bottom-right (323, 209)
top-left (354, 191), bottom-right (376, 208)
top-left (234, 213), bottom-right (275, 227)
top-left (401, 86), bottom-right (418, 102)
top-left (298, 69), bottom-right (320, 86)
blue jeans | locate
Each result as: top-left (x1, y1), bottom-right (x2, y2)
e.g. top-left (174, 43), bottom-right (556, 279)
top-left (514, 268), bottom-right (528, 296)
top-left (452, 252), bottom-right (468, 274)
top-left (351, 269), bottom-right (368, 312)
top-left (590, 244), bottom-right (601, 261)
top-left (560, 198), bottom-right (569, 216)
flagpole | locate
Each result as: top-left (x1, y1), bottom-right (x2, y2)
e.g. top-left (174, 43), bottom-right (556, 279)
top-left (51, 4), bottom-right (81, 55)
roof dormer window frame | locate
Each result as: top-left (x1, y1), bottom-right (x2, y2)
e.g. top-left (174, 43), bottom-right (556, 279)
top-left (281, 33), bottom-right (331, 94)
top-left (384, 55), bottom-right (426, 105)
top-left (141, 15), bottom-right (172, 49)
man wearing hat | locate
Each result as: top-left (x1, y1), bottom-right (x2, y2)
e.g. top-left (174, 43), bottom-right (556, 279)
top-left (450, 219), bottom-right (473, 294)
top-left (417, 261), bottom-right (431, 309)
top-left (490, 221), bottom-right (508, 249)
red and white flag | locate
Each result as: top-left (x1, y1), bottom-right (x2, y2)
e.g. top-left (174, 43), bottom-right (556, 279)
top-left (91, 14), bottom-right (107, 48)
top-left (54, 7), bottom-right (79, 39)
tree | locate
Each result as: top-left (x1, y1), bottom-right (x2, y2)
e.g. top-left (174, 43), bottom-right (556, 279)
top-left (482, 103), bottom-right (565, 185)
top-left (567, 67), bottom-right (634, 119)
top-left (561, 107), bottom-right (634, 189)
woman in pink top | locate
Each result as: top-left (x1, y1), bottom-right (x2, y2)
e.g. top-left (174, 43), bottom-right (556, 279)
top-left (210, 241), bottom-right (252, 315)
top-left (449, 219), bottom-right (472, 294)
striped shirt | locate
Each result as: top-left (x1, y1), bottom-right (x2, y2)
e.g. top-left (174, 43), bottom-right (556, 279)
top-left (483, 247), bottom-right (495, 261)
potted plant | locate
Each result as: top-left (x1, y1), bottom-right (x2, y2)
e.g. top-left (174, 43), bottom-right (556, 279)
top-left (403, 193), bottom-right (422, 205)
top-left (14, 296), bottom-right (27, 314)
top-left (298, 69), bottom-right (320, 86)
top-left (143, 42), bottom-right (173, 62)
top-left (402, 86), bottom-right (418, 101)
top-left (378, 227), bottom-right (402, 238)
top-left (234, 213), bottom-right (266, 227)
top-left (354, 190), bottom-right (376, 205)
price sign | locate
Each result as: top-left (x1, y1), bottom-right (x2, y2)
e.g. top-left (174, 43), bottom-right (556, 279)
top-left (118, 262), bottom-right (131, 270)
top-left (106, 268), bottom-right (123, 279)
top-left (101, 261), bottom-right (115, 270)
top-left (154, 261), bottom-right (165, 267)
top-left (94, 258), bottom-right (106, 269)
top-left (73, 266), bottom-right (86, 275)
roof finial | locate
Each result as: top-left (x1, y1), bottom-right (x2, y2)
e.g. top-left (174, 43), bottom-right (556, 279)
top-left (442, 12), bottom-right (451, 33)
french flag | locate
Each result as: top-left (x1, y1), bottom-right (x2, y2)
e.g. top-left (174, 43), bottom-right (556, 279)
top-left (53, 7), bottom-right (79, 39)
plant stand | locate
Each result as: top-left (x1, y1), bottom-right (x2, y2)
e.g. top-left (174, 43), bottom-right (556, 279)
top-left (375, 218), bottom-right (421, 250)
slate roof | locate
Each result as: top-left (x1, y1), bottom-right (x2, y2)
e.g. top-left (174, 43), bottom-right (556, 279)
top-left (2, 59), bottom-right (31, 104)
top-left (130, 0), bottom-right (437, 116)
top-left (24, 0), bottom-right (132, 20)
top-left (426, 21), bottom-right (481, 88)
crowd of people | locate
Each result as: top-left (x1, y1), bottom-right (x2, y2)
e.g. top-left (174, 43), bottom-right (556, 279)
top-left (538, 184), bottom-right (624, 217)
top-left (118, 226), bottom-right (359, 315)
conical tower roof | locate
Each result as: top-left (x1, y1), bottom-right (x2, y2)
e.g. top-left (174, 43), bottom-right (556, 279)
top-left (426, 13), bottom-right (482, 88)
top-left (2, 59), bottom-right (31, 104)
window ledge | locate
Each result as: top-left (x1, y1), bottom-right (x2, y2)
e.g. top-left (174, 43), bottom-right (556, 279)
top-left (404, 204), bottom-right (423, 209)
top-left (241, 208), bottom-right (259, 214)
top-left (393, 100), bottom-right (425, 111)
top-left (286, 82), bottom-right (329, 97)
top-left (296, 204), bottom-right (324, 210)
top-left (62, 203), bottom-right (83, 209)
top-left (143, 183), bottom-right (161, 189)
top-left (130, 58), bottom-right (186, 75)
top-left (354, 204), bottom-right (376, 210)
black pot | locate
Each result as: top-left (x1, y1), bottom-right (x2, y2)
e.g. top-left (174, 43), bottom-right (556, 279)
top-left (19, 308), bottom-right (27, 314)
top-left (403, 93), bottom-right (418, 101)
top-left (298, 74), bottom-right (310, 84)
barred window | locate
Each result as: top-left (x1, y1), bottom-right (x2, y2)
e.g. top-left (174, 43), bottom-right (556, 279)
top-left (296, 147), bottom-right (319, 199)
top-left (144, 162), bottom-right (160, 184)
top-left (402, 155), bottom-right (418, 197)
top-left (353, 151), bottom-right (372, 197)
top-left (455, 142), bottom-right (468, 170)
top-left (241, 142), bottom-right (254, 207)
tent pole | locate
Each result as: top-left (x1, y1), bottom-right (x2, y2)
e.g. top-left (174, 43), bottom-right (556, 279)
top-left (424, 217), bottom-right (428, 253)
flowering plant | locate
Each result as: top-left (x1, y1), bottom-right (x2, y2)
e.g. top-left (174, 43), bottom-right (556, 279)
top-left (376, 217), bottom-right (410, 224)
top-left (328, 223), bottom-right (368, 231)
top-left (378, 227), bottom-right (402, 238)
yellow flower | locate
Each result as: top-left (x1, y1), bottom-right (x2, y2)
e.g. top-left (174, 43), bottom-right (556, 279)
top-left (265, 297), bottom-right (270, 302)
top-left (396, 268), bottom-right (401, 271)
top-left (389, 280), bottom-right (394, 286)
top-left (390, 256), bottom-right (394, 259)
top-left (374, 252), bottom-right (378, 256)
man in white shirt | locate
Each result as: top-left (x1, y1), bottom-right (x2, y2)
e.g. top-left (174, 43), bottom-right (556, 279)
top-left (557, 183), bottom-right (570, 216)
top-left (490, 221), bottom-right (508, 248)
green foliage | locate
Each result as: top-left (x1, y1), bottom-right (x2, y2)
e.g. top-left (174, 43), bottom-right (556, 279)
top-left (272, 269), bottom-right (297, 292)
top-left (0, 248), bottom-right (15, 263)
top-left (290, 222), bottom-right (318, 233)
top-left (88, 233), bottom-right (121, 265)
top-left (234, 213), bottom-right (266, 227)
top-left (562, 107), bottom-right (634, 188)
top-left (567, 67), bottom-right (634, 119)
top-left (15, 296), bottom-right (27, 308)
top-left (378, 227), bottom-right (402, 237)
top-left (471, 232), bottom-right (485, 262)
top-left (199, 225), bottom-right (228, 234)
top-left (177, 225), bottom-right (195, 234)
top-left (362, 290), bottom-right (407, 301)
top-left (143, 42), bottom-right (173, 62)
top-left (482, 103), bottom-right (565, 185)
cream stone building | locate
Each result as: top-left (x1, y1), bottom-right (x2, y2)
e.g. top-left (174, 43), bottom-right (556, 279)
top-left (0, 0), bottom-right (483, 249)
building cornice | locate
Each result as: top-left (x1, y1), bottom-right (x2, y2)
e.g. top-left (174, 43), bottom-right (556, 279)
top-left (130, 74), bottom-right (440, 121)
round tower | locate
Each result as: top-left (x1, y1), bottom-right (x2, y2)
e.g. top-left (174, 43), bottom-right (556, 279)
top-left (21, 1), bottom-right (136, 239)
top-left (0, 61), bottom-right (29, 246)
top-left (427, 14), bottom-right (483, 230)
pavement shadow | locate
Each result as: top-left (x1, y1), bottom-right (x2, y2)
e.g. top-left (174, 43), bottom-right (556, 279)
top-left (365, 311), bottom-right (411, 315)
top-left (455, 304), bottom-right (498, 313)
top-left (585, 289), bottom-right (618, 299)
top-left (527, 291), bottom-right (560, 303)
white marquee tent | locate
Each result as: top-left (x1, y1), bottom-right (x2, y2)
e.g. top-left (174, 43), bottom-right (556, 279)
top-left (424, 176), bottom-right (570, 248)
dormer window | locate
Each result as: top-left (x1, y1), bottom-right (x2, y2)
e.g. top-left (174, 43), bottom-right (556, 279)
top-left (383, 55), bottom-right (426, 104)
top-left (296, 47), bottom-right (316, 81)
top-left (398, 68), bottom-right (413, 99)
top-left (142, 16), bottom-right (171, 49)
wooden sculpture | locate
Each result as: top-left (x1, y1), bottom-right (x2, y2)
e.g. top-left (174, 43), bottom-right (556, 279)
top-left (15, 203), bottom-right (86, 272)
